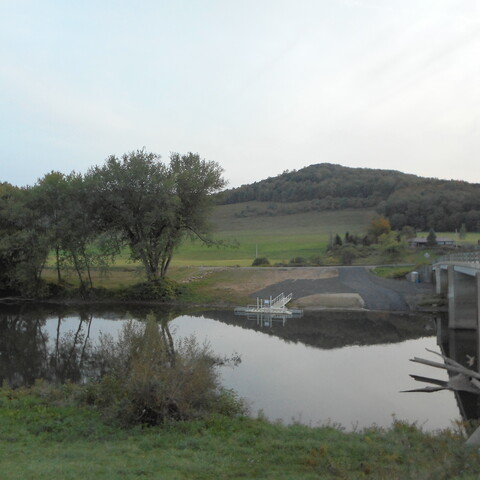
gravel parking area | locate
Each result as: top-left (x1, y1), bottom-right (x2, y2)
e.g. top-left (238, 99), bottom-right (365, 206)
top-left (252, 266), bottom-right (433, 311)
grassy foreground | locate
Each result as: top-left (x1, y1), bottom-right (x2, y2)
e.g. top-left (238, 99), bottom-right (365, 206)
top-left (1, 386), bottom-right (480, 480)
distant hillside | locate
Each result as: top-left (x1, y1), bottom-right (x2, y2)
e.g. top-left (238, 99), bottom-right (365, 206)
top-left (218, 164), bottom-right (480, 232)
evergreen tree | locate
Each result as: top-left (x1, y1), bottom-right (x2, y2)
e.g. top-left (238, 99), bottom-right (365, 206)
top-left (427, 228), bottom-right (437, 247)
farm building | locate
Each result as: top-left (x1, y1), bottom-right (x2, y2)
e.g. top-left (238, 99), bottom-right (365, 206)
top-left (409, 237), bottom-right (455, 247)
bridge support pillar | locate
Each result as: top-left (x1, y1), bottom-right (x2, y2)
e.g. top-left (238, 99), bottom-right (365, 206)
top-left (435, 267), bottom-right (448, 295)
top-left (477, 273), bottom-right (480, 348)
top-left (448, 266), bottom-right (478, 329)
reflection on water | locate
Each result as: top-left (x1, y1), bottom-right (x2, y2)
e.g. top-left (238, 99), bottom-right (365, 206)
top-left (207, 309), bottom-right (436, 349)
top-left (0, 304), bottom-right (464, 430)
top-left (0, 304), bottom-right (179, 388)
top-left (435, 316), bottom-right (480, 423)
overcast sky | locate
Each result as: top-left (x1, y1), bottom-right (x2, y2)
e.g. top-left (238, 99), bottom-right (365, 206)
top-left (1, 0), bottom-right (479, 188)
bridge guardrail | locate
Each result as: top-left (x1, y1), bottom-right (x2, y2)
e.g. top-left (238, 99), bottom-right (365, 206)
top-left (436, 251), bottom-right (480, 264)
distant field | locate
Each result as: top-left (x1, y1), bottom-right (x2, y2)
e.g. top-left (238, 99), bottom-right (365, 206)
top-left (172, 203), bottom-right (377, 266)
top-left (44, 205), bottom-right (480, 279)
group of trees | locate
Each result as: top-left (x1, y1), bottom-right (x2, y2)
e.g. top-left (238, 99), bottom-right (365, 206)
top-left (384, 184), bottom-right (480, 231)
top-left (220, 163), bottom-right (480, 232)
top-left (327, 216), bottom-right (410, 265)
top-left (0, 150), bottom-right (225, 296)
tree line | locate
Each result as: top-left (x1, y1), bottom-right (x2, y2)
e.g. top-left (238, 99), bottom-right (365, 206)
top-left (0, 150), bottom-right (225, 296)
top-left (384, 183), bottom-right (480, 232)
top-left (220, 163), bottom-right (422, 204)
top-left (219, 163), bottom-right (480, 232)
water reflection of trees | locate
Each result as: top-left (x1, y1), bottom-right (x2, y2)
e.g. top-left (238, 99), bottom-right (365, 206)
top-left (50, 311), bottom-right (94, 384)
top-left (0, 308), bottom-right (50, 387)
top-left (201, 309), bottom-right (438, 349)
top-left (0, 305), bottom-right (181, 388)
top-left (0, 308), bottom-right (92, 386)
top-left (0, 304), bottom-right (441, 389)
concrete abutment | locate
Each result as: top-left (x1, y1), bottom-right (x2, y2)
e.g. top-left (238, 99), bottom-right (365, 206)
top-left (435, 264), bottom-right (480, 330)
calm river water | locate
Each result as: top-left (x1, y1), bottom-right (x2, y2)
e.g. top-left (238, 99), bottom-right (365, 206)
top-left (0, 304), bottom-right (469, 431)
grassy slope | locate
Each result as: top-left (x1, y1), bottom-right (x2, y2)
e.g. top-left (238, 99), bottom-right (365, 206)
top-left (2, 387), bottom-right (480, 480)
top-left (173, 203), bottom-right (480, 267)
top-left (41, 204), bottom-right (480, 292)
top-left (42, 205), bottom-right (376, 284)
top-left (172, 203), bottom-right (377, 266)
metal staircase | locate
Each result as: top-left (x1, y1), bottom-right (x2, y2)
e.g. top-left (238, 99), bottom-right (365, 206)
top-left (270, 292), bottom-right (293, 309)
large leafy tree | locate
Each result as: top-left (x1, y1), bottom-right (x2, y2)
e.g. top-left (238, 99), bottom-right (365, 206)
top-left (58, 172), bottom-right (117, 291)
top-left (164, 152), bottom-right (226, 276)
top-left (0, 183), bottom-right (50, 295)
top-left (30, 172), bottom-right (69, 283)
top-left (89, 150), bottom-right (225, 281)
top-left (32, 172), bottom-right (117, 292)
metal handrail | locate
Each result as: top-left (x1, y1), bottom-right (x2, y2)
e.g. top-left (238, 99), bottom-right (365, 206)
top-left (271, 293), bottom-right (286, 306)
top-left (436, 251), bottom-right (480, 264)
top-left (271, 293), bottom-right (293, 308)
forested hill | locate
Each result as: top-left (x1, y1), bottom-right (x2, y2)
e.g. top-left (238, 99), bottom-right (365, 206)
top-left (218, 164), bottom-right (480, 232)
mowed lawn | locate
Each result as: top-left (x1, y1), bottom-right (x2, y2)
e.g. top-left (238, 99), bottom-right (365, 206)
top-left (172, 203), bottom-right (377, 266)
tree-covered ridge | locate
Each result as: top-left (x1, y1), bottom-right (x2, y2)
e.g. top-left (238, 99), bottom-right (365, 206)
top-left (219, 163), bottom-right (480, 231)
top-left (385, 182), bottom-right (480, 232)
top-left (220, 164), bottom-right (423, 204)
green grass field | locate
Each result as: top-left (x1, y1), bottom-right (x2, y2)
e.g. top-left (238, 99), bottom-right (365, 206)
top-left (173, 206), bottom-right (480, 267)
top-left (42, 205), bottom-right (480, 290)
top-left (2, 386), bottom-right (480, 480)
top-left (172, 204), bottom-right (377, 266)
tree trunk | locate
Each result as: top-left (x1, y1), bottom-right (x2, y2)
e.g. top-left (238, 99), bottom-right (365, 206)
top-left (55, 246), bottom-right (62, 283)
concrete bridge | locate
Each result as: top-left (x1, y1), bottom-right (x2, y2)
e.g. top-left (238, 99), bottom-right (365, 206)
top-left (434, 251), bottom-right (480, 329)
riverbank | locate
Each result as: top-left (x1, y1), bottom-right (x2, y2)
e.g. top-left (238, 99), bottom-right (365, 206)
top-left (34, 265), bottom-right (440, 313)
top-left (1, 386), bottom-right (479, 480)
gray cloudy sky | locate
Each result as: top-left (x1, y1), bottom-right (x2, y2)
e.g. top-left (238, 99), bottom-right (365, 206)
top-left (1, 0), bottom-right (479, 188)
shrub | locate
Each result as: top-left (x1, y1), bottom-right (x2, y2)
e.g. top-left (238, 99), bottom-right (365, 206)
top-left (338, 246), bottom-right (360, 265)
top-left (84, 315), bottom-right (244, 426)
top-left (289, 256), bottom-right (308, 266)
top-left (309, 255), bottom-right (323, 266)
top-left (252, 257), bottom-right (270, 266)
top-left (379, 231), bottom-right (408, 261)
top-left (118, 279), bottom-right (180, 300)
